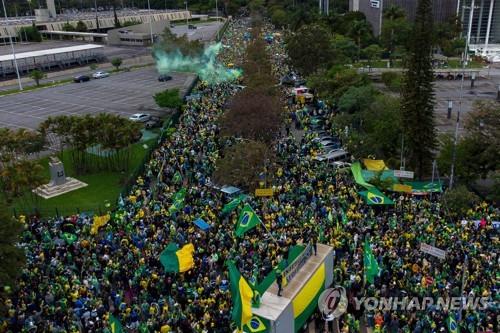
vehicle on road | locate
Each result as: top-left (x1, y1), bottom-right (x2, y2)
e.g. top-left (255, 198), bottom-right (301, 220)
top-left (92, 71), bottom-right (110, 79)
top-left (314, 149), bottom-right (350, 163)
top-left (145, 116), bottom-right (161, 129)
top-left (73, 75), bottom-right (90, 83)
top-left (129, 113), bottom-right (151, 122)
top-left (158, 74), bottom-right (173, 82)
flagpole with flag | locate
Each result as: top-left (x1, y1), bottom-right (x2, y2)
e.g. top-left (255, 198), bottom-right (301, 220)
top-left (227, 261), bottom-right (254, 331)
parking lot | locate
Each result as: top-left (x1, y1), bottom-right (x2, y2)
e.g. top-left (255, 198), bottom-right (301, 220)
top-left (0, 68), bottom-right (196, 130)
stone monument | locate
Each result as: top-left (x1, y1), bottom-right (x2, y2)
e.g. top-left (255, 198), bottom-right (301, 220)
top-left (33, 157), bottom-right (87, 199)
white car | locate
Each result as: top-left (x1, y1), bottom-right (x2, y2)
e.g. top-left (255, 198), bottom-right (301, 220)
top-left (128, 113), bottom-right (151, 122)
top-left (92, 71), bottom-right (110, 79)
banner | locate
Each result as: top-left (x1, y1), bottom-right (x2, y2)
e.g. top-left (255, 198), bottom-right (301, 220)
top-left (351, 162), bottom-right (374, 189)
top-left (358, 188), bottom-right (394, 205)
top-left (362, 159), bottom-right (387, 171)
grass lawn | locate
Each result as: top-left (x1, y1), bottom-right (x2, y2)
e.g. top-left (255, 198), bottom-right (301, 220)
top-left (0, 78), bottom-right (73, 97)
top-left (8, 139), bottom-right (156, 217)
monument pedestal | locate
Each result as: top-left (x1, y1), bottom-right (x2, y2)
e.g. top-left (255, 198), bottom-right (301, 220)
top-left (33, 157), bottom-right (87, 199)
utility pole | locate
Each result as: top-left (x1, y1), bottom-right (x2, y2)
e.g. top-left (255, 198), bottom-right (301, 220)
top-left (147, 0), bottom-right (153, 45)
top-left (185, 1), bottom-right (189, 26)
top-left (1, 0), bottom-right (22, 90)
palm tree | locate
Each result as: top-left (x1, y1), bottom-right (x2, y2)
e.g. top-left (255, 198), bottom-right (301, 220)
top-left (383, 6), bottom-right (406, 66)
top-left (348, 20), bottom-right (371, 62)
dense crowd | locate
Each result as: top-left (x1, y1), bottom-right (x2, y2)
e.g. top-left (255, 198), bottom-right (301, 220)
top-left (1, 17), bottom-right (498, 333)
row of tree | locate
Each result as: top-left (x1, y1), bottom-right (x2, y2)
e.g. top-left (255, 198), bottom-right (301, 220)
top-left (213, 22), bottom-right (282, 191)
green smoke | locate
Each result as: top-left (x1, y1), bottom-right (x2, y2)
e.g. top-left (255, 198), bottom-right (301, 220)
top-left (154, 43), bottom-right (242, 84)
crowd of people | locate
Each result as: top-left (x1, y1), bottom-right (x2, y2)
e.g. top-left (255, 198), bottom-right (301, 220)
top-left (1, 16), bottom-right (498, 333)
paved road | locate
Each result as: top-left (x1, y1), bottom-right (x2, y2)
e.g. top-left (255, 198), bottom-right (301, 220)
top-left (0, 67), bottom-right (195, 130)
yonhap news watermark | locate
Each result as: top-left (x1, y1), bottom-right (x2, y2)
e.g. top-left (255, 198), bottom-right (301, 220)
top-left (352, 296), bottom-right (492, 312)
top-left (318, 287), bottom-right (496, 318)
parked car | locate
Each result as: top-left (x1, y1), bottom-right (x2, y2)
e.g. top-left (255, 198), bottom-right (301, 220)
top-left (145, 116), bottom-right (161, 129)
top-left (128, 113), bottom-right (151, 122)
top-left (73, 75), bottom-right (90, 83)
top-left (92, 71), bottom-right (109, 79)
top-left (158, 74), bottom-right (172, 82)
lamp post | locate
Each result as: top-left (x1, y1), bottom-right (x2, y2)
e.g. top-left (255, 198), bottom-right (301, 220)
top-left (1, 0), bottom-right (22, 90)
top-left (147, 0), bottom-right (153, 45)
top-left (185, 1), bottom-right (189, 26)
top-left (215, 0), bottom-right (219, 40)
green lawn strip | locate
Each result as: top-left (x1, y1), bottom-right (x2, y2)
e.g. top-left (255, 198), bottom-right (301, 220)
top-left (0, 78), bottom-right (73, 97)
top-left (8, 139), bottom-right (156, 217)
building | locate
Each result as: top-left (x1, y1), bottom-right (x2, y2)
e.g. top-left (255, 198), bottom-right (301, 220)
top-left (349, 0), bottom-right (458, 35)
top-left (458, 0), bottom-right (500, 56)
top-left (0, 44), bottom-right (104, 78)
top-left (0, 9), bottom-right (191, 43)
top-left (107, 20), bottom-right (170, 46)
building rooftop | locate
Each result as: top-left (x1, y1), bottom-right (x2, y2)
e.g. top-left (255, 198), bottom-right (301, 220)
top-left (0, 9), bottom-right (185, 26)
top-left (0, 44), bottom-right (103, 62)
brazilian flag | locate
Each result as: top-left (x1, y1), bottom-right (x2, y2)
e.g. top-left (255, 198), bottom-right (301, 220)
top-left (446, 313), bottom-right (459, 333)
top-left (172, 171), bottom-right (182, 184)
top-left (358, 188), bottom-right (394, 205)
top-left (245, 316), bottom-right (267, 332)
top-left (169, 187), bottom-right (186, 214)
top-left (235, 204), bottom-right (261, 237)
top-left (109, 314), bottom-right (123, 333)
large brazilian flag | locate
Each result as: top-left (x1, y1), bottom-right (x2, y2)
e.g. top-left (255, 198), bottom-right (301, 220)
top-left (244, 316), bottom-right (268, 332)
top-left (228, 261), bottom-right (254, 330)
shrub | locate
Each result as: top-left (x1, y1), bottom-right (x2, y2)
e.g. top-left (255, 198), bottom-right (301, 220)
top-left (154, 89), bottom-right (183, 109)
top-left (381, 71), bottom-right (402, 91)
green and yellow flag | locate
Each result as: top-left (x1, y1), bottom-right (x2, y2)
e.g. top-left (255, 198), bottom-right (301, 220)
top-left (446, 313), bottom-right (459, 333)
top-left (169, 187), bottom-right (187, 214)
top-left (159, 243), bottom-right (195, 273)
top-left (358, 188), bottom-right (394, 205)
top-left (221, 195), bottom-right (245, 215)
top-left (235, 204), bottom-right (261, 237)
top-left (363, 238), bottom-right (380, 284)
top-left (109, 314), bottom-right (123, 333)
top-left (228, 261), bottom-right (254, 330)
top-left (245, 316), bottom-right (267, 332)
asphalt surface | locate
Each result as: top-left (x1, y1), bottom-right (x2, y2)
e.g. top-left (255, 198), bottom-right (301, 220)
top-left (0, 68), bottom-right (195, 130)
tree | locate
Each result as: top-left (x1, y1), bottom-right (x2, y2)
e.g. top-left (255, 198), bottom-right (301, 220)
top-left (400, 0), bottom-right (436, 178)
top-left (61, 22), bottom-right (75, 31)
top-left (154, 88), bottom-right (183, 109)
top-left (338, 84), bottom-right (377, 114)
top-left (442, 185), bottom-right (480, 218)
top-left (111, 57), bottom-right (123, 71)
top-left (18, 25), bottom-right (41, 42)
top-left (75, 20), bottom-right (88, 32)
top-left (437, 100), bottom-right (500, 184)
top-left (347, 20), bottom-right (372, 61)
top-left (271, 8), bottom-right (287, 28)
top-left (285, 23), bottom-right (334, 76)
top-left (0, 203), bottom-right (25, 316)
top-left (29, 69), bottom-right (46, 87)
top-left (219, 88), bottom-right (282, 143)
top-left (155, 28), bottom-right (204, 58)
top-left (381, 5), bottom-right (410, 66)
top-left (362, 44), bottom-right (383, 66)
top-left (213, 141), bottom-right (273, 191)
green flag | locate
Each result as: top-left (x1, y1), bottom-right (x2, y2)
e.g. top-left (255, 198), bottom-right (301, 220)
top-left (169, 187), bottom-right (186, 214)
top-left (109, 314), bottom-right (123, 333)
top-left (172, 171), bottom-right (182, 184)
top-left (446, 313), bottom-right (459, 333)
top-left (227, 261), bottom-right (253, 329)
top-left (235, 204), bottom-right (261, 237)
top-left (221, 196), bottom-right (243, 215)
top-left (327, 211), bottom-right (333, 223)
top-left (363, 239), bottom-right (380, 284)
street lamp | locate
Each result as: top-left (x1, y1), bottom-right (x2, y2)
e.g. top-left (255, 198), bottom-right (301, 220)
top-left (185, 1), bottom-right (189, 26)
top-left (147, 0), bottom-right (153, 45)
top-left (1, 0), bottom-right (22, 90)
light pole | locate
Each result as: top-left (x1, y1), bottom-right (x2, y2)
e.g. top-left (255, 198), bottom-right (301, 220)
top-left (147, 0), bottom-right (153, 45)
top-left (1, 0), bottom-right (22, 90)
top-left (94, 0), bottom-right (99, 31)
top-left (215, 0), bottom-right (219, 40)
top-left (185, 1), bottom-right (188, 26)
